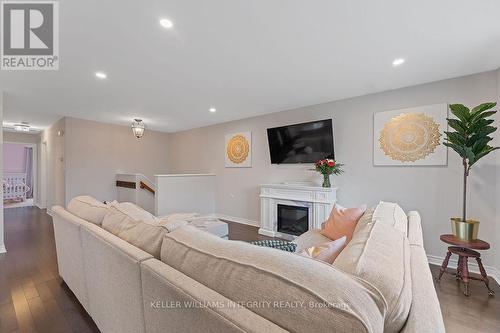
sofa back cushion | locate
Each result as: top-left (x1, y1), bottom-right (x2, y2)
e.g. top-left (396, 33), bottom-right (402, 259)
top-left (372, 201), bottom-right (408, 235)
top-left (67, 195), bottom-right (109, 225)
top-left (334, 219), bottom-right (412, 333)
top-left (161, 226), bottom-right (386, 333)
top-left (102, 202), bottom-right (167, 258)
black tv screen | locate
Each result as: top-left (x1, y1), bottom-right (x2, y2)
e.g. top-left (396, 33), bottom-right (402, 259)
top-left (267, 119), bottom-right (334, 164)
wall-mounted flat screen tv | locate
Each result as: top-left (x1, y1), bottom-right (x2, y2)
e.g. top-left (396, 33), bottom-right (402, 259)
top-left (267, 119), bottom-right (334, 164)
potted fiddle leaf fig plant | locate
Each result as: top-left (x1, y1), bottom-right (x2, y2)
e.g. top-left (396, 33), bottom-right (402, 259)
top-left (444, 102), bottom-right (499, 240)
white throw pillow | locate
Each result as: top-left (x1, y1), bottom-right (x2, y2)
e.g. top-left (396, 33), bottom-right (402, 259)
top-left (299, 236), bottom-right (347, 264)
top-left (158, 219), bottom-right (189, 232)
top-left (67, 195), bottom-right (109, 225)
top-left (158, 213), bottom-right (200, 222)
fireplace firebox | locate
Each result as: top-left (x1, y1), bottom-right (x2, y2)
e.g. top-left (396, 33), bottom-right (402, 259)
top-left (277, 204), bottom-right (309, 236)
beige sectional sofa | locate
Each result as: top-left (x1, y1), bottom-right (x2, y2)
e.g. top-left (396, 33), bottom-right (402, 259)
top-left (51, 198), bottom-right (445, 333)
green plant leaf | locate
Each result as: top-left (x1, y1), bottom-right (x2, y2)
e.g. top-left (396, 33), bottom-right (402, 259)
top-left (473, 125), bottom-right (497, 138)
top-left (471, 137), bottom-right (492, 154)
top-left (470, 110), bottom-right (497, 122)
top-left (470, 119), bottom-right (494, 133)
top-left (447, 118), bottom-right (467, 134)
top-left (465, 147), bottom-right (475, 163)
top-left (469, 146), bottom-right (500, 166)
top-left (471, 102), bottom-right (496, 115)
top-left (449, 104), bottom-right (470, 123)
top-left (444, 131), bottom-right (466, 145)
top-left (467, 134), bottom-right (492, 147)
top-left (443, 142), bottom-right (466, 157)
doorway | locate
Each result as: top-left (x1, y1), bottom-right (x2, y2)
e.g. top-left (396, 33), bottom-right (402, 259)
top-left (2, 142), bottom-right (37, 209)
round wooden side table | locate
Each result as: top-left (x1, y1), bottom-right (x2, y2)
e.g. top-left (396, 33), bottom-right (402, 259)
top-left (438, 234), bottom-right (494, 297)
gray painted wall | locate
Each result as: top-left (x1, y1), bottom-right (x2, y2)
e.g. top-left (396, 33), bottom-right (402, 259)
top-left (41, 118), bottom-right (67, 210)
top-left (3, 132), bottom-right (40, 144)
top-left (496, 68), bottom-right (500, 271)
top-left (64, 117), bottom-right (171, 204)
top-left (0, 92), bottom-right (4, 252)
top-left (169, 71), bottom-right (500, 270)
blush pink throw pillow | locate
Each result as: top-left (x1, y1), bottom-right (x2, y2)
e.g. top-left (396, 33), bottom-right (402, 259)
top-left (320, 204), bottom-right (367, 242)
top-left (299, 236), bottom-right (347, 264)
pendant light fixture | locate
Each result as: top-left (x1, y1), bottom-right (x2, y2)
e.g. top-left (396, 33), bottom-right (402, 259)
top-left (14, 122), bottom-right (31, 132)
top-left (131, 119), bottom-right (145, 138)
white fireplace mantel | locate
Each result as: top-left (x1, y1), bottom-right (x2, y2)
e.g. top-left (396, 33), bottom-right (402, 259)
top-left (259, 182), bottom-right (338, 239)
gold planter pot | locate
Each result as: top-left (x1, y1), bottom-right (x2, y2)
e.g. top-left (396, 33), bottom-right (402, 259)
top-left (450, 218), bottom-right (479, 241)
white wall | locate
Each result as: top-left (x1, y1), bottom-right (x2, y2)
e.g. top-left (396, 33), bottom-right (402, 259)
top-left (3, 131), bottom-right (40, 144)
top-left (0, 92), bottom-right (5, 253)
top-left (496, 68), bottom-right (500, 272)
top-left (41, 118), bottom-right (66, 210)
top-left (64, 117), bottom-right (171, 204)
top-left (169, 71), bottom-right (500, 270)
top-left (155, 174), bottom-right (216, 216)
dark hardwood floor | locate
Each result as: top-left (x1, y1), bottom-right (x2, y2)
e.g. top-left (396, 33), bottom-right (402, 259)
top-left (0, 207), bottom-right (99, 333)
top-left (1, 207), bottom-right (499, 333)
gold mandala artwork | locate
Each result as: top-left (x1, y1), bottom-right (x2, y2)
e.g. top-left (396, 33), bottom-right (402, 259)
top-left (227, 134), bottom-right (250, 164)
top-left (379, 112), bottom-right (441, 162)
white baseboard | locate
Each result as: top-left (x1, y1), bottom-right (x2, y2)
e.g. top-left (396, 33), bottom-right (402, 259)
top-left (0, 244), bottom-right (7, 254)
top-left (258, 228), bottom-right (276, 237)
top-left (35, 202), bottom-right (47, 209)
top-left (214, 213), bottom-right (260, 227)
top-left (428, 254), bottom-right (500, 285)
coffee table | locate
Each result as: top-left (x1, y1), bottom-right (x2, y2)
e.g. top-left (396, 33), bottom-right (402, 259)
top-left (438, 234), bottom-right (494, 297)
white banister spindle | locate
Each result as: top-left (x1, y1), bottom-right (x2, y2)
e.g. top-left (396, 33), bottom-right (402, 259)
top-left (3, 173), bottom-right (28, 201)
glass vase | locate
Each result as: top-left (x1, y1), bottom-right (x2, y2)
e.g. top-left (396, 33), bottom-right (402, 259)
top-left (322, 174), bottom-right (331, 188)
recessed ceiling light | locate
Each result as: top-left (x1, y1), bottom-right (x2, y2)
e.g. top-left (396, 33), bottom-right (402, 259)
top-left (209, 107), bottom-right (216, 113)
top-left (392, 58), bottom-right (405, 67)
top-left (160, 19), bottom-right (174, 29)
top-left (95, 72), bottom-right (107, 79)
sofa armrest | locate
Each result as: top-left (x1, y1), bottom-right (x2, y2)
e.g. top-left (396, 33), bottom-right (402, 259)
top-left (401, 245), bottom-right (445, 333)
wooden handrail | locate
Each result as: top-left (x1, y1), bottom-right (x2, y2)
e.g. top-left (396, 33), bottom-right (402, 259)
top-left (116, 180), bottom-right (136, 189)
top-left (140, 181), bottom-right (155, 195)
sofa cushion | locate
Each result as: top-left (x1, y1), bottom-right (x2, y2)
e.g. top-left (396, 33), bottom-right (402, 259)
top-left (102, 203), bottom-right (167, 258)
top-left (161, 225), bottom-right (386, 333)
top-left (320, 204), bottom-right (367, 242)
top-left (372, 201), bottom-right (408, 235)
top-left (67, 195), bottom-right (109, 225)
top-left (334, 221), bottom-right (412, 333)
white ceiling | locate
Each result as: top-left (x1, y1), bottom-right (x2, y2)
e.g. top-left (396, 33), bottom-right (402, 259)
top-left (1, 0), bottom-right (500, 132)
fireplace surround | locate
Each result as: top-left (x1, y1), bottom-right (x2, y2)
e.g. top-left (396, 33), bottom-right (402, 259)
top-left (259, 182), bottom-right (337, 240)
